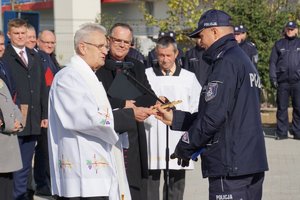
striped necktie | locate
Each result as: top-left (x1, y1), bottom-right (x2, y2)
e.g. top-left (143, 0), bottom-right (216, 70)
top-left (19, 50), bottom-right (28, 66)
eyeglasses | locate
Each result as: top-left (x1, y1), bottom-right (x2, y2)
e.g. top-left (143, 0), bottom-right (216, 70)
top-left (109, 36), bottom-right (131, 46)
top-left (83, 41), bottom-right (109, 51)
top-left (40, 39), bottom-right (56, 45)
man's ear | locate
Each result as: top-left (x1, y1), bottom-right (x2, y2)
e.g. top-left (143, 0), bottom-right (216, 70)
top-left (175, 49), bottom-right (179, 57)
top-left (78, 42), bottom-right (87, 55)
top-left (211, 28), bottom-right (218, 40)
top-left (7, 31), bottom-right (11, 40)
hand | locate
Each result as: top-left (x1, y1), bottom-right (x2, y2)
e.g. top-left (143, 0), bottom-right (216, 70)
top-left (133, 107), bottom-right (152, 122)
top-left (13, 120), bottom-right (22, 132)
top-left (0, 119), bottom-right (3, 127)
top-left (271, 81), bottom-right (278, 89)
top-left (157, 96), bottom-right (170, 104)
top-left (125, 100), bottom-right (136, 108)
top-left (153, 104), bottom-right (173, 126)
top-left (170, 152), bottom-right (190, 167)
top-left (40, 119), bottom-right (48, 128)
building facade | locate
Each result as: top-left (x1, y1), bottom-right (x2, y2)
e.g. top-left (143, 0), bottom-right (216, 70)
top-left (0, 0), bottom-right (167, 64)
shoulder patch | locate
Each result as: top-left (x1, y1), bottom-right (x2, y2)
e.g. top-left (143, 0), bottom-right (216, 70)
top-left (181, 132), bottom-right (190, 144)
top-left (205, 82), bottom-right (218, 102)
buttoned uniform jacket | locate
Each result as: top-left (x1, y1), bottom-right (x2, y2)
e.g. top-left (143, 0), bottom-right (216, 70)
top-left (0, 78), bottom-right (23, 173)
top-left (2, 45), bottom-right (48, 136)
top-left (172, 34), bottom-right (269, 178)
top-left (269, 36), bottom-right (300, 84)
top-left (96, 55), bottom-right (157, 189)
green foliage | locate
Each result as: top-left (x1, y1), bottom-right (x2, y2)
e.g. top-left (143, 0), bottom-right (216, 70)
top-left (213, 0), bottom-right (300, 105)
top-left (140, 0), bottom-right (207, 45)
top-left (95, 12), bottom-right (122, 33)
top-left (140, 0), bottom-right (300, 105)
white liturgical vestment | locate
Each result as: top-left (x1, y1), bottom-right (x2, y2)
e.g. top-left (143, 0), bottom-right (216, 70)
top-left (145, 67), bottom-right (201, 170)
top-left (48, 55), bottom-right (130, 199)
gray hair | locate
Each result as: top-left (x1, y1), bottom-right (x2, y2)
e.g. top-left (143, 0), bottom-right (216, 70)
top-left (74, 23), bottom-right (107, 52)
top-left (155, 36), bottom-right (178, 53)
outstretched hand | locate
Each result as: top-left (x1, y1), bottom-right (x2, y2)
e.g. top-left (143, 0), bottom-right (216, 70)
top-left (152, 104), bottom-right (173, 126)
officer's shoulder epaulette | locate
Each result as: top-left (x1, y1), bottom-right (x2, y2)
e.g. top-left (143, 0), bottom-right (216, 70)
top-left (246, 41), bottom-right (256, 47)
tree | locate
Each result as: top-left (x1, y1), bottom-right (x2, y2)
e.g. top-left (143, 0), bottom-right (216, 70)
top-left (213, 0), bottom-right (300, 106)
top-left (95, 12), bottom-right (122, 33)
top-left (140, 0), bottom-right (208, 46)
top-left (141, 0), bottom-right (300, 105)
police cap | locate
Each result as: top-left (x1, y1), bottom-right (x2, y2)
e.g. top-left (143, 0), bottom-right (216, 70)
top-left (286, 21), bottom-right (298, 29)
top-left (234, 25), bottom-right (247, 34)
top-left (189, 9), bottom-right (232, 38)
top-left (158, 31), bottom-right (176, 40)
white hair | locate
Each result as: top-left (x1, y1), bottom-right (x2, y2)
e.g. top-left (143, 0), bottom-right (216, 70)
top-left (74, 23), bottom-right (107, 52)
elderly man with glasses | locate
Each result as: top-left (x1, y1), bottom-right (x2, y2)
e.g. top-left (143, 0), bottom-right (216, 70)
top-left (30, 30), bottom-right (61, 197)
top-left (96, 23), bottom-right (157, 200)
top-left (48, 23), bottom-right (131, 200)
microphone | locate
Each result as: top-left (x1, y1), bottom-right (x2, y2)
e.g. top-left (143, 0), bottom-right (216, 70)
top-left (105, 59), bottom-right (134, 70)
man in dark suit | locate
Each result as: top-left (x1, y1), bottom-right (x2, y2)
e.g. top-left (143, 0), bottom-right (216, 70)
top-left (30, 29), bottom-right (61, 197)
top-left (2, 18), bottom-right (48, 200)
top-left (96, 23), bottom-right (157, 200)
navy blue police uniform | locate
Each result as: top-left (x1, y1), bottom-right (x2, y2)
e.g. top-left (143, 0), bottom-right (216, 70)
top-left (234, 25), bottom-right (258, 67)
top-left (128, 48), bottom-right (147, 66)
top-left (169, 10), bottom-right (269, 200)
top-left (184, 45), bottom-right (211, 86)
top-left (269, 21), bottom-right (300, 139)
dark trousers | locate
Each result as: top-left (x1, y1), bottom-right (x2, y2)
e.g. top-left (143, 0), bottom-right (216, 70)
top-left (34, 128), bottom-right (51, 195)
top-left (0, 172), bottom-right (14, 200)
top-left (208, 172), bottom-right (265, 200)
top-left (56, 196), bottom-right (109, 200)
top-left (147, 169), bottom-right (185, 200)
top-left (13, 136), bottom-right (37, 200)
top-left (276, 82), bottom-right (300, 136)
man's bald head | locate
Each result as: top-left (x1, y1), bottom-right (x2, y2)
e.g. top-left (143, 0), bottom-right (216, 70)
top-left (37, 30), bottom-right (56, 54)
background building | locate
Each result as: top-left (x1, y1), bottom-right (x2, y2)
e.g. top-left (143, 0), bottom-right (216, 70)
top-left (0, 0), bottom-right (168, 64)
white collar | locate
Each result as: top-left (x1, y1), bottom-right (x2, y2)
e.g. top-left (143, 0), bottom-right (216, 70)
top-left (12, 45), bottom-right (26, 55)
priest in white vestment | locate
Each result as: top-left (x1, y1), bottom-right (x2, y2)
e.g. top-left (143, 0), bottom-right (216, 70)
top-left (144, 36), bottom-right (201, 200)
top-left (48, 24), bottom-right (130, 200)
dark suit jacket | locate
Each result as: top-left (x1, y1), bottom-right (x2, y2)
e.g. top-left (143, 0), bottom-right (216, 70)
top-left (38, 50), bottom-right (61, 93)
top-left (2, 45), bottom-right (48, 136)
top-left (96, 55), bottom-right (157, 189)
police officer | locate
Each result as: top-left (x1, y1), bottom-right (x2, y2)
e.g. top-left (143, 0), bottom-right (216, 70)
top-left (234, 25), bottom-right (258, 67)
top-left (127, 38), bottom-right (147, 65)
top-left (269, 21), bottom-right (300, 140)
top-left (154, 9), bottom-right (268, 200)
top-left (147, 31), bottom-right (184, 68)
top-left (184, 38), bottom-right (210, 86)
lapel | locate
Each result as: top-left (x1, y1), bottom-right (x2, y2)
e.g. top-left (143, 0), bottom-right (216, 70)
top-left (26, 48), bottom-right (35, 70)
top-left (5, 45), bottom-right (28, 69)
top-left (7, 45), bottom-right (31, 70)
